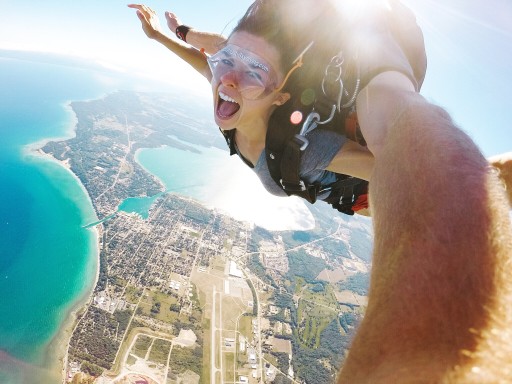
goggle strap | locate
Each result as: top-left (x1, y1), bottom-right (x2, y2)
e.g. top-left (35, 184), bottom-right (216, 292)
top-left (275, 41), bottom-right (315, 93)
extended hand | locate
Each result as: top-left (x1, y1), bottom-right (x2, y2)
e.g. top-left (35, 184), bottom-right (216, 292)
top-left (128, 4), bottom-right (164, 39)
top-left (165, 11), bottom-right (181, 34)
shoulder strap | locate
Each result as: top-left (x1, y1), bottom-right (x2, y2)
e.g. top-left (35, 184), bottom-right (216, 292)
top-left (219, 127), bottom-right (237, 156)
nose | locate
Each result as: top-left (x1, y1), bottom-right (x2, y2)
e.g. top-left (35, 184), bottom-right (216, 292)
top-left (219, 71), bottom-right (239, 89)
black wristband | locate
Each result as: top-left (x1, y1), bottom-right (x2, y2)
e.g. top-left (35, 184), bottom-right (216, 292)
top-left (175, 25), bottom-right (192, 42)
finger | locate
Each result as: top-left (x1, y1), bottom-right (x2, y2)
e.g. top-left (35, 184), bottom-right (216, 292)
top-left (140, 4), bottom-right (155, 14)
top-left (136, 10), bottom-right (148, 23)
top-left (128, 4), bottom-right (149, 17)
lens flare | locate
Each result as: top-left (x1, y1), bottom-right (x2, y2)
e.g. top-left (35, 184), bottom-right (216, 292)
top-left (301, 88), bottom-right (316, 106)
top-left (290, 111), bottom-right (303, 125)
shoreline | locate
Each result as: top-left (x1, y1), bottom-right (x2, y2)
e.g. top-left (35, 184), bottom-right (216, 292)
top-left (22, 107), bottom-right (102, 383)
top-left (44, 224), bottom-right (102, 384)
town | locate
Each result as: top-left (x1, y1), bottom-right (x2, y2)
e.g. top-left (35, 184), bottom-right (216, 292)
top-left (42, 90), bottom-right (373, 384)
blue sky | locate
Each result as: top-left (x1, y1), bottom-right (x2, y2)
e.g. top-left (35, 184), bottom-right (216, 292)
top-left (1, 0), bottom-right (511, 156)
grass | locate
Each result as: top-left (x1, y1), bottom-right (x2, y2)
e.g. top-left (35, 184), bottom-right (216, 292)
top-left (148, 338), bottom-right (172, 364)
top-left (295, 283), bottom-right (340, 348)
top-left (202, 319), bottom-right (211, 384)
top-left (125, 285), bottom-right (142, 304)
top-left (238, 315), bottom-right (253, 342)
top-left (132, 334), bottom-right (152, 358)
top-left (126, 354), bottom-right (136, 366)
top-left (224, 353), bottom-right (236, 383)
top-left (264, 353), bottom-right (278, 367)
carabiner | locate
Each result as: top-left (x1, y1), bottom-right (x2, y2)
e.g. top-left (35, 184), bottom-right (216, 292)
top-left (300, 112), bottom-right (320, 136)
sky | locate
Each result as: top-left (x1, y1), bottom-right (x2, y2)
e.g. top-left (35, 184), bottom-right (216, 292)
top-left (1, 0), bottom-right (511, 158)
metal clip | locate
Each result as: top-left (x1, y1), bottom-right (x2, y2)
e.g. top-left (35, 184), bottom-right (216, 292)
top-left (321, 52), bottom-right (345, 112)
top-left (293, 134), bottom-right (310, 151)
top-left (299, 112), bottom-right (320, 136)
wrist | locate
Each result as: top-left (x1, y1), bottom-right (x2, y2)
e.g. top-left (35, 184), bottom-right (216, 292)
top-left (152, 30), bottom-right (168, 43)
top-left (175, 24), bottom-right (192, 43)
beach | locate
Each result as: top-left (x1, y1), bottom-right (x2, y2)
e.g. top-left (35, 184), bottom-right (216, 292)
top-left (22, 141), bottom-right (102, 383)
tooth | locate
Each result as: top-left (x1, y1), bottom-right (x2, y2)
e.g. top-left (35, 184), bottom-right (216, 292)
top-left (219, 92), bottom-right (238, 104)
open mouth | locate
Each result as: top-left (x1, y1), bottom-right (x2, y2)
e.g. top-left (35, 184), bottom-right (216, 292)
top-left (216, 91), bottom-right (240, 119)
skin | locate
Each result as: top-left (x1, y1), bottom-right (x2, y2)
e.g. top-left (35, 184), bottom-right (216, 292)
top-left (130, 4), bottom-right (512, 382)
top-left (210, 31), bottom-right (291, 165)
top-left (488, 152), bottom-right (512, 205)
top-left (338, 76), bottom-right (512, 382)
top-left (165, 11), bottom-right (225, 55)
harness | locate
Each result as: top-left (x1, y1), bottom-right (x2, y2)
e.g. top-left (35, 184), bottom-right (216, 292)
top-left (220, 0), bottom-right (427, 216)
top-left (264, 48), bottom-right (369, 216)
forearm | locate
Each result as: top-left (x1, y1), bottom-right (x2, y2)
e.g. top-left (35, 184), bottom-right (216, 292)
top-left (185, 30), bottom-right (226, 55)
top-left (327, 140), bottom-right (374, 181)
top-left (338, 98), bottom-right (512, 382)
top-left (151, 31), bottom-right (210, 77)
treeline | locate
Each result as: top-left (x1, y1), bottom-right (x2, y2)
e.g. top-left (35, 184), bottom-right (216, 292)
top-left (247, 254), bottom-right (275, 287)
top-left (95, 231), bottom-right (108, 292)
top-left (169, 345), bottom-right (203, 376)
top-left (69, 308), bottom-right (132, 370)
top-left (247, 226), bottom-right (275, 252)
top-left (246, 277), bottom-right (259, 316)
top-left (337, 272), bottom-right (370, 296)
top-left (287, 249), bottom-right (327, 282)
top-left (292, 318), bottom-right (353, 383)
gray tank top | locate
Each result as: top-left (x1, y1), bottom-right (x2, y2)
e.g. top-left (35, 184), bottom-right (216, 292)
top-left (246, 129), bottom-right (346, 198)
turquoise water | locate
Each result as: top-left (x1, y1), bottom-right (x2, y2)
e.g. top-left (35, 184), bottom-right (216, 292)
top-left (118, 193), bottom-right (163, 219)
top-left (0, 51), bottom-right (301, 384)
top-left (0, 52), bottom-right (229, 383)
top-left (136, 144), bottom-right (231, 199)
top-left (0, 54), bottom-right (151, 383)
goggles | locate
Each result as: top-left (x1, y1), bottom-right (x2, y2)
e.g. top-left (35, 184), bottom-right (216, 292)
top-left (207, 44), bottom-right (278, 100)
top-left (207, 42), bottom-right (314, 100)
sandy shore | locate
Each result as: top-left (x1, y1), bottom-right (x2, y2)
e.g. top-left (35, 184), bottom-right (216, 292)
top-left (23, 128), bottom-right (102, 383)
top-left (44, 224), bottom-right (101, 384)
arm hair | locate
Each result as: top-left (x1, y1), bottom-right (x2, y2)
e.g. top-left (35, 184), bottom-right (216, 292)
top-left (338, 94), bottom-right (512, 383)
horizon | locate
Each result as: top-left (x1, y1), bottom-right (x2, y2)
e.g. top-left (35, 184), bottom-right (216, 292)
top-left (1, 0), bottom-right (511, 156)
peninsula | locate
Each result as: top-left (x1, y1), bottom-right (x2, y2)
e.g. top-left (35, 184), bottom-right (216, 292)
top-left (42, 90), bottom-right (373, 384)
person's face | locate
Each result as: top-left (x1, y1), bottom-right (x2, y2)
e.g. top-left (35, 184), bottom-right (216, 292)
top-left (210, 31), bottom-right (290, 130)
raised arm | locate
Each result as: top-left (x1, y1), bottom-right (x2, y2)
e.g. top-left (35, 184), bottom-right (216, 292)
top-left (337, 71), bottom-right (512, 382)
top-left (165, 11), bottom-right (226, 55)
top-left (128, 4), bottom-right (211, 79)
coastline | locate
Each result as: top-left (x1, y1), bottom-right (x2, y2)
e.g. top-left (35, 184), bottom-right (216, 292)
top-left (43, 226), bottom-right (100, 384)
top-left (45, 224), bottom-right (102, 384)
top-left (22, 105), bottom-right (102, 383)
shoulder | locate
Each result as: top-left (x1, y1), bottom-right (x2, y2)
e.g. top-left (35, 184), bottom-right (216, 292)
top-left (356, 71), bottom-right (419, 157)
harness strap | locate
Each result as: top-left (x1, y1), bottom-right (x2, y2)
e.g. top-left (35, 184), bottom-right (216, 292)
top-left (345, 111), bottom-right (367, 147)
top-left (279, 135), bottom-right (320, 203)
top-left (219, 128), bottom-right (237, 156)
top-left (324, 177), bottom-right (369, 215)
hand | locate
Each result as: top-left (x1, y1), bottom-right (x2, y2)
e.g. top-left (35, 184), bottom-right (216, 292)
top-left (489, 152), bottom-right (512, 205)
top-left (165, 11), bottom-right (181, 34)
top-left (128, 4), bottom-right (164, 40)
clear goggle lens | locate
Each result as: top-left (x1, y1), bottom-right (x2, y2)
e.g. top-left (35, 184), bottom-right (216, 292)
top-left (207, 45), bottom-right (277, 100)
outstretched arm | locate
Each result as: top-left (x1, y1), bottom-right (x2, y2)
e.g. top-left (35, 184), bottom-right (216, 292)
top-left (165, 11), bottom-right (226, 55)
top-left (128, 4), bottom-right (211, 79)
top-left (337, 71), bottom-right (512, 382)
